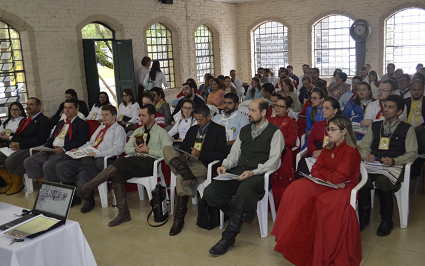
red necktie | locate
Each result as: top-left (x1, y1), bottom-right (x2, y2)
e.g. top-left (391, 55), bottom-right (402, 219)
top-left (54, 118), bottom-right (73, 140)
top-left (348, 92), bottom-right (357, 102)
top-left (93, 124), bottom-right (113, 148)
top-left (15, 118), bottom-right (31, 135)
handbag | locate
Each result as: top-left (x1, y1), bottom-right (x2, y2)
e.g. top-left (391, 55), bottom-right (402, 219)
top-left (196, 198), bottom-right (220, 230)
top-left (147, 184), bottom-right (169, 227)
top-left (145, 77), bottom-right (153, 91)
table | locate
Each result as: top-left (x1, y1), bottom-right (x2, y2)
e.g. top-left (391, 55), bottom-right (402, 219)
top-left (0, 202), bottom-right (96, 266)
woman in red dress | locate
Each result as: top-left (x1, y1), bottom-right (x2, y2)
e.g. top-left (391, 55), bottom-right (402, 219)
top-left (268, 96), bottom-right (298, 208)
top-left (272, 115), bottom-right (362, 266)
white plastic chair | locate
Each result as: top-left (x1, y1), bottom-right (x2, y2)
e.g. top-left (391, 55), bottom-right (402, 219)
top-left (126, 156), bottom-right (168, 202)
top-left (218, 160), bottom-right (281, 238)
top-left (239, 100), bottom-right (251, 109)
top-left (296, 147), bottom-right (308, 171)
top-left (300, 134), bottom-right (306, 149)
top-left (351, 164), bottom-right (368, 221)
top-left (169, 160), bottom-right (220, 215)
top-left (238, 107), bottom-right (249, 116)
top-left (292, 137), bottom-right (300, 152)
top-left (206, 104), bottom-right (220, 116)
top-left (369, 162), bottom-right (413, 228)
top-left (97, 155), bottom-right (115, 207)
top-left (23, 146), bottom-right (44, 193)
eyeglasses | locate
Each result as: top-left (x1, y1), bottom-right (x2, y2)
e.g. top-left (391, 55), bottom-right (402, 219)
top-left (326, 127), bottom-right (342, 133)
top-left (274, 105), bottom-right (287, 109)
top-left (10, 108), bottom-right (21, 112)
top-left (182, 106), bottom-right (193, 110)
top-left (377, 88), bottom-right (391, 93)
top-left (311, 97), bottom-right (322, 101)
top-left (122, 94), bottom-right (130, 97)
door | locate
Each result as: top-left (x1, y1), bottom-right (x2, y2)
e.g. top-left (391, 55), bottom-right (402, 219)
top-left (82, 40), bottom-right (100, 107)
top-left (112, 40), bottom-right (136, 104)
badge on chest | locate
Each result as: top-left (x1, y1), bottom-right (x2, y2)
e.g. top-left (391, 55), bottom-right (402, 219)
top-left (194, 142), bottom-right (203, 151)
top-left (58, 130), bottom-right (67, 139)
top-left (92, 113), bottom-right (97, 120)
top-left (413, 108), bottom-right (422, 117)
top-left (378, 137), bottom-right (390, 150)
top-left (322, 136), bottom-right (330, 148)
top-left (5, 129), bottom-right (11, 136)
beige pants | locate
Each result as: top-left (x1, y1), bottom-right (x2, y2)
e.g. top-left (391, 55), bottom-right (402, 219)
top-left (163, 146), bottom-right (207, 197)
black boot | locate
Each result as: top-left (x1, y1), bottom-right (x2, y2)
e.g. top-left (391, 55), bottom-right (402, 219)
top-left (377, 189), bottom-right (394, 236)
top-left (219, 204), bottom-right (231, 221)
top-left (76, 165), bottom-right (118, 198)
top-left (169, 157), bottom-right (198, 187)
top-left (80, 191), bottom-right (95, 213)
top-left (169, 196), bottom-right (189, 236)
top-left (358, 187), bottom-right (371, 231)
top-left (209, 208), bottom-right (246, 257)
top-left (108, 183), bottom-right (131, 227)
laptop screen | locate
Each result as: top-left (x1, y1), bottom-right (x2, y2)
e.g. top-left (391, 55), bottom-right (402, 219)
top-left (33, 183), bottom-right (74, 218)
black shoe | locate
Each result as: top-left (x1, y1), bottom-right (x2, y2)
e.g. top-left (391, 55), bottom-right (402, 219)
top-left (377, 219), bottom-right (393, 236)
top-left (71, 196), bottom-right (81, 207)
top-left (359, 215), bottom-right (370, 231)
top-left (80, 192), bottom-right (95, 213)
top-left (358, 187), bottom-right (371, 231)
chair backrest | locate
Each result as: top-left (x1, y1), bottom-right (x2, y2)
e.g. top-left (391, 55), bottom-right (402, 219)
top-left (239, 107), bottom-right (249, 116)
top-left (239, 100), bottom-right (251, 109)
top-left (206, 104), bottom-right (220, 116)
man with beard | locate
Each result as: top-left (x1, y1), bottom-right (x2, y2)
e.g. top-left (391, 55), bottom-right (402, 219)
top-left (171, 82), bottom-right (205, 122)
top-left (212, 93), bottom-right (249, 153)
top-left (204, 98), bottom-right (284, 256)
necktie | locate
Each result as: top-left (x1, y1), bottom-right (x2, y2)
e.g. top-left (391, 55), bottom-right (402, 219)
top-left (54, 119), bottom-right (73, 140)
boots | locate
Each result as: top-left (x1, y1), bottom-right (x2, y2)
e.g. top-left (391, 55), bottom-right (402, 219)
top-left (108, 183), bottom-right (131, 227)
top-left (209, 208), bottom-right (246, 257)
top-left (169, 157), bottom-right (198, 187)
top-left (377, 189), bottom-right (394, 236)
top-left (169, 195), bottom-right (189, 236)
top-left (6, 174), bottom-right (24, 195)
top-left (0, 168), bottom-right (12, 194)
top-left (80, 191), bottom-right (95, 213)
top-left (358, 187), bottom-right (371, 231)
top-left (76, 165), bottom-right (118, 198)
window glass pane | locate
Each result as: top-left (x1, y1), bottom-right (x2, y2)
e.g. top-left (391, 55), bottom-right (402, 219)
top-left (313, 15), bottom-right (355, 76)
top-left (146, 23), bottom-right (175, 88)
top-left (385, 8), bottom-right (425, 74)
top-left (195, 25), bottom-right (214, 84)
top-left (81, 23), bottom-right (114, 39)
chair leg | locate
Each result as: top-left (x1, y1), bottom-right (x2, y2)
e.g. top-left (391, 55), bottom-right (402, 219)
top-left (137, 184), bottom-right (145, 200)
top-left (220, 210), bottom-right (224, 229)
top-left (98, 182), bottom-right (108, 208)
top-left (269, 190), bottom-right (276, 222)
top-left (170, 173), bottom-right (176, 216)
top-left (24, 174), bottom-right (33, 193)
top-left (256, 194), bottom-right (269, 238)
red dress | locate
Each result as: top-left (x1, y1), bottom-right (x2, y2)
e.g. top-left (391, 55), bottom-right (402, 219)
top-left (268, 115), bottom-right (298, 208)
top-left (297, 99), bottom-right (312, 139)
top-left (271, 141), bottom-right (362, 266)
top-left (307, 120), bottom-right (327, 156)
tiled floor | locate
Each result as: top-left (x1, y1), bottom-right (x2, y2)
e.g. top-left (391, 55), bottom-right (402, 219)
top-left (1, 178), bottom-right (425, 266)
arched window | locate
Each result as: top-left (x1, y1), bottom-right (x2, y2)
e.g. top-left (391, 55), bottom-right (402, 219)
top-left (0, 21), bottom-right (27, 117)
top-left (313, 15), bottom-right (355, 76)
top-left (253, 21), bottom-right (288, 75)
top-left (81, 22), bottom-right (114, 40)
top-left (146, 23), bottom-right (175, 88)
top-left (385, 8), bottom-right (425, 74)
top-left (195, 25), bottom-right (214, 84)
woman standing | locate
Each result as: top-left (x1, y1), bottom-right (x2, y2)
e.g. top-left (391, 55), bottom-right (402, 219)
top-left (207, 78), bottom-right (226, 109)
top-left (87, 92), bottom-right (111, 124)
top-left (244, 77), bottom-right (263, 100)
top-left (268, 96), bottom-right (298, 208)
top-left (0, 102), bottom-right (26, 147)
top-left (143, 61), bottom-right (170, 90)
top-left (272, 115), bottom-right (362, 266)
top-left (168, 99), bottom-right (197, 142)
top-left (280, 78), bottom-right (301, 112)
top-left (116, 88), bottom-right (140, 127)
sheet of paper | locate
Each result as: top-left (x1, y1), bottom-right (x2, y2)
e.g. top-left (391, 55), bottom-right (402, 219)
top-left (213, 172), bottom-right (240, 181)
top-left (66, 146), bottom-right (99, 159)
top-left (299, 172), bottom-right (338, 189)
top-left (2, 214), bottom-right (60, 238)
top-left (0, 147), bottom-right (16, 157)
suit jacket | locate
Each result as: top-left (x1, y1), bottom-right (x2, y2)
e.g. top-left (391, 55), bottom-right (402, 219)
top-left (10, 113), bottom-right (51, 149)
top-left (180, 121), bottom-right (228, 171)
top-left (171, 95), bottom-right (205, 121)
top-left (404, 97), bottom-right (425, 126)
top-left (52, 100), bottom-right (89, 118)
top-left (45, 117), bottom-right (89, 151)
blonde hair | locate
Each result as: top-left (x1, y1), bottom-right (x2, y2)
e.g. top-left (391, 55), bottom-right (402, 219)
top-left (325, 115), bottom-right (357, 150)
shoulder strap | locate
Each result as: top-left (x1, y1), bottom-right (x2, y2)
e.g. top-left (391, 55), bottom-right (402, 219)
top-left (147, 210), bottom-right (169, 227)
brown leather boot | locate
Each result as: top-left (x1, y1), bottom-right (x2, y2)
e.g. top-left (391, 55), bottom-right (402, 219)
top-left (6, 174), bottom-right (24, 195)
top-left (0, 168), bottom-right (12, 194)
top-left (75, 165), bottom-right (118, 198)
top-left (169, 195), bottom-right (189, 236)
top-left (169, 157), bottom-right (198, 187)
top-left (108, 183), bottom-right (131, 227)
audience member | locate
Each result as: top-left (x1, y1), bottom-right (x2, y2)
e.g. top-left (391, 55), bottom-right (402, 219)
top-left (244, 77), bottom-right (263, 100)
top-left (0, 102), bottom-right (26, 147)
top-left (380, 63), bottom-right (396, 82)
top-left (223, 76), bottom-right (238, 94)
top-left (140, 93), bottom-right (166, 128)
top-left (327, 72), bottom-right (351, 101)
top-left (286, 65), bottom-right (299, 86)
top-left (360, 66), bottom-right (370, 83)
top-left (168, 99), bottom-right (197, 142)
top-left (230, 70), bottom-right (244, 97)
top-left (143, 60), bottom-right (170, 89)
top-left (261, 83), bottom-right (274, 104)
top-left (137, 56), bottom-right (151, 101)
top-left (280, 78), bottom-right (301, 112)
top-left (306, 88), bottom-right (326, 134)
top-left (369, 70), bottom-right (380, 98)
top-left (298, 75), bottom-right (313, 106)
top-left (87, 92), bottom-right (110, 124)
top-left (150, 87), bottom-right (171, 126)
top-left (339, 76), bottom-right (362, 109)
top-left (116, 88), bottom-right (140, 127)
top-left (308, 68), bottom-right (327, 86)
top-left (172, 82), bottom-right (206, 122)
top-left (396, 74), bottom-right (412, 99)
top-left (395, 68), bottom-right (404, 78)
top-left (258, 67), bottom-right (270, 84)
top-left (50, 89), bottom-right (89, 126)
top-left (207, 78), bottom-right (226, 109)
top-left (198, 73), bottom-right (211, 93)
top-left (405, 80), bottom-right (425, 155)
top-left (297, 64), bottom-right (309, 90)
top-left (329, 68), bottom-right (342, 84)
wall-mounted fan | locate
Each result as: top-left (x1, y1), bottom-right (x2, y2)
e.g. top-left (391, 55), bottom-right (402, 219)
top-left (350, 19), bottom-right (372, 75)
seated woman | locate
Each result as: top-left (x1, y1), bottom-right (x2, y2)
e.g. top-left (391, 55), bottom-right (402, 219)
top-left (272, 115), bottom-right (362, 266)
top-left (207, 78), bottom-right (226, 109)
top-left (343, 82), bottom-right (376, 140)
top-left (268, 96), bottom-right (298, 208)
top-left (0, 102), bottom-right (26, 147)
top-left (298, 75), bottom-right (313, 106)
top-left (244, 77), bottom-right (263, 100)
top-left (223, 76), bottom-right (238, 94)
top-left (305, 87), bottom-right (327, 135)
top-left (296, 97), bottom-right (341, 179)
top-left (279, 78), bottom-right (301, 112)
top-left (150, 87), bottom-right (171, 127)
top-left (117, 88), bottom-right (140, 129)
top-left (200, 75), bottom-right (214, 100)
top-left (168, 98), bottom-right (197, 142)
top-left (87, 92), bottom-right (110, 124)
top-left (327, 72), bottom-right (351, 101)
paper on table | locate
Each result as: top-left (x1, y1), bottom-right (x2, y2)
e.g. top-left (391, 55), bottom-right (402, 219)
top-left (0, 147), bottom-right (16, 157)
top-left (2, 214), bottom-right (60, 238)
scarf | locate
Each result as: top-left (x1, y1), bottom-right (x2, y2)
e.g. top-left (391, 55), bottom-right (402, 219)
top-left (15, 118), bottom-right (32, 135)
top-left (54, 118), bottom-right (74, 140)
top-left (383, 119), bottom-right (398, 137)
top-left (93, 123), bottom-right (113, 149)
top-left (407, 97), bottom-right (423, 124)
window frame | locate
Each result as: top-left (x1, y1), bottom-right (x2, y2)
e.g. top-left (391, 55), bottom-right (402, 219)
top-left (195, 25), bottom-right (214, 84)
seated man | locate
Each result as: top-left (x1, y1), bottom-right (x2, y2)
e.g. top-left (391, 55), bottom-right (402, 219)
top-left (24, 99), bottom-right (89, 184)
top-left (74, 104), bottom-right (172, 226)
top-left (358, 95), bottom-right (418, 236)
top-left (163, 105), bottom-right (228, 236)
top-left (0, 97), bottom-right (51, 195)
top-left (212, 93), bottom-right (249, 154)
top-left (50, 89), bottom-right (89, 126)
top-left (204, 98), bottom-right (284, 256)
top-left (54, 105), bottom-right (126, 213)
top-left (171, 82), bottom-right (205, 123)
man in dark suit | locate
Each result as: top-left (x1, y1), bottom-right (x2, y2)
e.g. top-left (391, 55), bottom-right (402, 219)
top-left (0, 97), bottom-right (51, 195)
top-left (24, 98), bottom-right (89, 186)
top-left (50, 89), bottom-right (89, 127)
top-left (163, 104), bottom-right (228, 236)
top-left (171, 82), bottom-right (205, 123)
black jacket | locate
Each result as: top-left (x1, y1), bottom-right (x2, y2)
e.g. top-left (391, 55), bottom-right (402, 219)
top-left (180, 121), bottom-right (228, 172)
top-left (171, 95), bottom-right (205, 122)
top-left (45, 117), bottom-right (89, 151)
top-left (10, 113), bottom-right (51, 149)
top-left (52, 100), bottom-right (89, 118)
top-left (404, 97), bottom-right (425, 127)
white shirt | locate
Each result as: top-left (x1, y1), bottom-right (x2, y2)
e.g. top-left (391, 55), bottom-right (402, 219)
top-left (212, 111), bottom-right (249, 141)
top-left (138, 66), bottom-right (150, 86)
top-left (87, 104), bottom-right (110, 121)
top-left (371, 82), bottom-right (379, 98)
top-left (168, 117), bottom-right (197, 140)
top-left (53, 116), bottom-right (78, 148)
top-left (364, 100), bottom-right (407, 122)
top-left (60, 111), bottom-right (85, 121)
top-left (231, 78), bottom-right (244, 97)
top-left (117, 102), bottom-right (140, 124)
top-left (80, 121), bottom-right (126, 158)
top-left (297, 74), bottom-right (305, 91)
top-left (143, 71), bottom-right (170, 88)
top-left (395, 88), bottom-right (411, 99)
top-left (0, 116), bottom-right (24, 134)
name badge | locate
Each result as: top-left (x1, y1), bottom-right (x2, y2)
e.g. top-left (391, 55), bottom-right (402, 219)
top-left (58, 130), bottom-right (67, 139)
top-left (118, 114), bottom-right (124, 122)
top-left (93, 138), bottom-right (102, 147)
top-left (92, 113), bottom-right (97, 120)
top-left (142, 133), bottom-right (148, 142)
top-left (322, 136), bottom-right (330, 147)
top-left (194, 142), bottom-right (203, 151)
top-left (304, 98), bottom-right (308, 104)
top-left (379, 137), bottom-right (390, 150)
top-left (413, 108), bottom-right (422, 117)
top-left (5, 129), bottom-right (11, 136)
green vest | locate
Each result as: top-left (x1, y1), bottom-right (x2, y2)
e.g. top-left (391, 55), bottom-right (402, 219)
top-left (229, 122), bottom-right (279, 175)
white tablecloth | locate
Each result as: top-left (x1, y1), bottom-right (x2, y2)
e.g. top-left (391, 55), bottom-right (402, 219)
top-left (0, 202), bottom-right (96, 266)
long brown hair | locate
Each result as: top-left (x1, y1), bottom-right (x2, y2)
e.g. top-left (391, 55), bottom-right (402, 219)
top-left (309, 88), bottom-right (327, 123)
top-left (250, 77), bottom-right (261, 98)
top-left (325, 115), bottom-right (357, 150)
top-left (122, 88), bottom-right (136, 106)
top-left (354, 82), bottom-right (375, 106)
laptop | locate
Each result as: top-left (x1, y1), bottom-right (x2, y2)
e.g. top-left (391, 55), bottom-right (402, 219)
top-left (0, 181), bottom-right (75, 236)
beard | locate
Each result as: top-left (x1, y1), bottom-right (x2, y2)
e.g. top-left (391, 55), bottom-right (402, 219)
top-left (249, 115), bottom-right (262, 125)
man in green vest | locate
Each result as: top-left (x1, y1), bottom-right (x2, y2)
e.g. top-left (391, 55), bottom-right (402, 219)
top-left (203, 98), bottom-right (285, 256)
